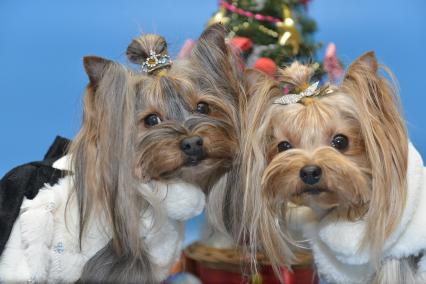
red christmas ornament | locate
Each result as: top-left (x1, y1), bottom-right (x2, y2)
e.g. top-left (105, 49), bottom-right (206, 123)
top-left (230, 37), bottom-right (253, 52)
top-left (253, 57), bottom-right (277, 77)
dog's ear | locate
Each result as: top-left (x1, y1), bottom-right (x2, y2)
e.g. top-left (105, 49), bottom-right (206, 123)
top-left (343, 51), bottom-right (378, 84)
top-left (190, 24), bottom-right (241, 96)
top-left (83, 56), bottom-right (113, 86)
top-left (192, 23), bottom-right (228, 64)
top-left (342, 51), bottom-right (408, 254)
top-left (349, 51), bottom-right (378, 73)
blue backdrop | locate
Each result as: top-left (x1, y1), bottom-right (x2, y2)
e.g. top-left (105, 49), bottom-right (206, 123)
top-left (1, 0), bottom-right (425, 243)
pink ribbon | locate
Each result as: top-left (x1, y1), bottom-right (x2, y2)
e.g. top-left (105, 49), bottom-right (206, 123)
top-left (220, 0), bottom-right (282, 23)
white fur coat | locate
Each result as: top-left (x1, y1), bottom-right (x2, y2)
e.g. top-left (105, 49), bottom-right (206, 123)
top-left (0, 155), bottom-right (205, 283)
top-left (301, 143), bottom-right (426, 283)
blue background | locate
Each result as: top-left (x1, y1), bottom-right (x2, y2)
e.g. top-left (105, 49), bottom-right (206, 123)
top-left (1, 0), bottom-right (425, 243)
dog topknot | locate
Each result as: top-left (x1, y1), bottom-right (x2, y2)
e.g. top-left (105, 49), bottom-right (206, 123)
top-left (126, 34), bottom-right (168, 65)
top-left (278, 62), bottom-right (315, 91)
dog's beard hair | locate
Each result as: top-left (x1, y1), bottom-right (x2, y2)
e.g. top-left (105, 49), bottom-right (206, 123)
top-left (135, 122), bottom-right (187, 180)
top-left (186, 116), bottom-right (237, 160)
top-left (262, 147), bottom-right (370, 220)
top-left (187, 96), bottom-right (243, 240)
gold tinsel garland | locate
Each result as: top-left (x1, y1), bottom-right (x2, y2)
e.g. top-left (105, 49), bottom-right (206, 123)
top-left (208, 1), bottom-right (301, 55)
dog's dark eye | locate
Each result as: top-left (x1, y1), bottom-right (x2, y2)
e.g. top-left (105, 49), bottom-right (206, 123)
top-left (277, 141), bottom-right (292, 152)
top-left (144, 114), bottom-right (162, 127)
top-left (195, 102), bottom-right (209, 114)
top-left (331, 134), bottom-right (349, 150)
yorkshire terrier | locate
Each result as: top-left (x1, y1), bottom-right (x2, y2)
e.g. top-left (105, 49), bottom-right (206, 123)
top-left (126, 24), bottom-right (246, 251)
top-left (240, 52), bottom-right (426, 283)
top-left (125, 24), bottom-right (243, 192)
top-left (0, 24), bottom-right (243, 283)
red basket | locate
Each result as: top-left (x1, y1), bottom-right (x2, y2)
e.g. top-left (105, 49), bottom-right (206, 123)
top-left (183, 242), bottom-right (318, 284)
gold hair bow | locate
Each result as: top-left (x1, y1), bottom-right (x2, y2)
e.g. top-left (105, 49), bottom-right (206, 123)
top-left (273, 81), bottom-right (335, 105)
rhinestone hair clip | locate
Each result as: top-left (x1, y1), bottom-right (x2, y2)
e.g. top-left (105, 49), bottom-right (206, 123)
top-left (141, 50), bottom-right (172, 73)
top-left (273, 81), bottom-right (335, 105)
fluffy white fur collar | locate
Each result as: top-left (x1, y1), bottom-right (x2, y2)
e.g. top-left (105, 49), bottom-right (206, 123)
top-left (0, 155), bottom-right (205, 283)
top-left (302, 143), bottom-right (426, 283)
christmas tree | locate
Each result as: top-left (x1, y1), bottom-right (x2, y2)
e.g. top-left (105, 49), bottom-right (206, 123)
top-left (207, 0), bottom-right (342, 80)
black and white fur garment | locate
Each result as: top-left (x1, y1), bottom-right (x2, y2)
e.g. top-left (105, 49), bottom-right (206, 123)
top-left (0, 137), bottom-right (205, 283)
top-left (0, 136), bottom-right (70, 256)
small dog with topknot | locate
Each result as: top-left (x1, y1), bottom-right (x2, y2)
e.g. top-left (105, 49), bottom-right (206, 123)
top-left (239, 52), bottom-right (426, 283)
top-left (0, 24), bottom-right (244, 283)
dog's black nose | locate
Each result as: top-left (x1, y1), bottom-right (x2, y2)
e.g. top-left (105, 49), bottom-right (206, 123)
top-left (180, 136), bottom-right (204, 158)
top-left (300, 165), bottom-right (322, 185)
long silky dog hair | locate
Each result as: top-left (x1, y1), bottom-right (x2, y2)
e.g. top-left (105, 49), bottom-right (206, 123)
top-left (238, 52), bottom-right (408, 277)
top-left (68, 24), bottom-right (244, 283)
